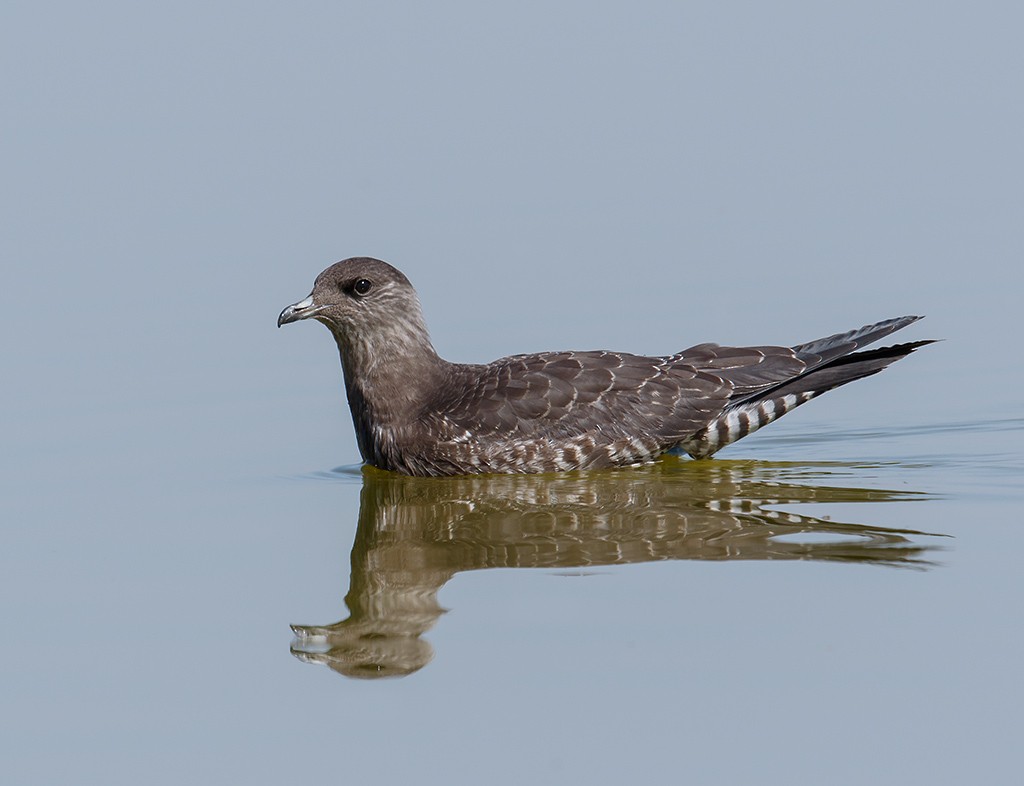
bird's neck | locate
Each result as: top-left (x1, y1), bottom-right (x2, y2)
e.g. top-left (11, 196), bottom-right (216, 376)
top-left (330, 317), bottom-right (448, 464)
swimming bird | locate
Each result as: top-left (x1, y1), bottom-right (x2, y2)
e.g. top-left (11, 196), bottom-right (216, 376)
top-left (278, 257), bottom-right (932, 476)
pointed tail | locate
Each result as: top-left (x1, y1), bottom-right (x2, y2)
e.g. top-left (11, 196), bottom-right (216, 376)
top-left (683, 340), bottom-right (935, 458)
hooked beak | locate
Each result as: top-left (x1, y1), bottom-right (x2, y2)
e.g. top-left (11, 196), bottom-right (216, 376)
top-left (278, 295), bottom-right (320, 327)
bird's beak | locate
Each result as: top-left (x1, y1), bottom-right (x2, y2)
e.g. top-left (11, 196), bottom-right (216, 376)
top-left (278, 295), bottom-right (320, 327)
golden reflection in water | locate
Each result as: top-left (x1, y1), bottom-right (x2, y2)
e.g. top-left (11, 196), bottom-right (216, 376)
top-left (291, 456), bottom-right (940, 680)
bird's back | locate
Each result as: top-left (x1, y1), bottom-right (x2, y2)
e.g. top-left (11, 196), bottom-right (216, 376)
top-left (386, 317), bottom-right (932, 475)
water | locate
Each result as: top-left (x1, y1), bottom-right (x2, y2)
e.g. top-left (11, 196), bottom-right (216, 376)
top-left (6, 366), bottom-right (1021, 786)
top-left (4, 3), bottom-right (1023, 784)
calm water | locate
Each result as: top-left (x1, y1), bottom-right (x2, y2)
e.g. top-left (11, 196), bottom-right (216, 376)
top-left (9, 399), bottom-right (1021, 784)
top-left (5, 3), bottom-right (1024, 784)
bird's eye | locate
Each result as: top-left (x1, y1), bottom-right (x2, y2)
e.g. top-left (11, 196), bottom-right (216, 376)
top-left (353, 278), bottom-right (373, 296)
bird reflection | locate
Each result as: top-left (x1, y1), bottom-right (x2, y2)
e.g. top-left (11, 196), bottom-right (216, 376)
top-left (291, 456), bottom-right (940, 679)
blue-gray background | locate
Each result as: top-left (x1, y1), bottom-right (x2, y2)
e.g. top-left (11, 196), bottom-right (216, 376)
top-left (3, 2), bottom-right (1021, 784)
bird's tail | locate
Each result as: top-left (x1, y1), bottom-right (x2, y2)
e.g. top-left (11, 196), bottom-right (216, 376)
top-left (683, 340), bottom-right (935, 459)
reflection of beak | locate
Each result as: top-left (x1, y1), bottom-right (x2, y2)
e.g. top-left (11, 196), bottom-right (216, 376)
top-left (278, 295), bottom-right (320, 327)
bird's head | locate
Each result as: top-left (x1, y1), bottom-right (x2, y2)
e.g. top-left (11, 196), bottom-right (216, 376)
top-left (278, 257), bottom-right (416, 331)
top-left (278, 257), bottom-right (436, 366)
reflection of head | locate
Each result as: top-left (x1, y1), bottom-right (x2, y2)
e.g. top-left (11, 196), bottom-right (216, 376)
top-left (293, 626), bottom-right (434, 680)
top-left (292, 458), bottom-right (939, 679)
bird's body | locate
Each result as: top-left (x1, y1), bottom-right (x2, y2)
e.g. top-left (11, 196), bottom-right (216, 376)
top-left (279, 258), bottom-right (932, 477)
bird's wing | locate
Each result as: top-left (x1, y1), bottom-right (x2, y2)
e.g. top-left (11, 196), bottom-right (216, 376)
top-left (431, 351), bottom-right (730, 446)
top-left (677, 316), bottom-right (925, 403)
top-left (791, 315), bottom-right (923, 364)
top-left (671, 343), bottom-right (807, 399)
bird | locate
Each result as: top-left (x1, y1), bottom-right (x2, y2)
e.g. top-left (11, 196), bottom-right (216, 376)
top-left (278, 257), bottom-right (933, 477)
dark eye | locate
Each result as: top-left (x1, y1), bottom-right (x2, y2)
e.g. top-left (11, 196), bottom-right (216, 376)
top-left (353, 278), bottom-right (373, 296)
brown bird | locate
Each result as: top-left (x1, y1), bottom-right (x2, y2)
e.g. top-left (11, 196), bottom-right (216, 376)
top-left (278, 257), bottom-right (932, 476)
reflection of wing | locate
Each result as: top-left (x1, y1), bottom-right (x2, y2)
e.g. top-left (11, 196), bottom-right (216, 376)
top-left (291, 461), bottom-right (941, 679)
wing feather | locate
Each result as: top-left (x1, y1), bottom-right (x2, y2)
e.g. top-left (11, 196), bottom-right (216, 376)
top-left (422, 351), bottom-right (731, 469)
